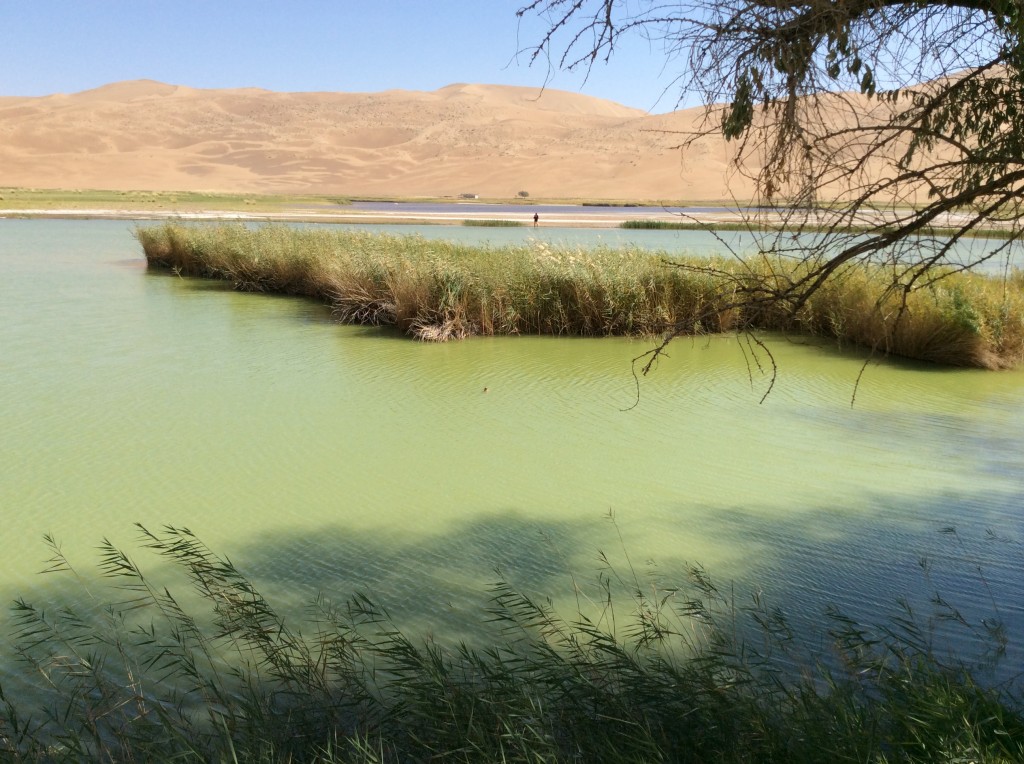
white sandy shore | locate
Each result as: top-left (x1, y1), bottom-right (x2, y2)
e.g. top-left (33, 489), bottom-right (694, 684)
top-left (0, 206), bottom-right (991, 233)
top-left (0, 206), bottom-right (748, 227)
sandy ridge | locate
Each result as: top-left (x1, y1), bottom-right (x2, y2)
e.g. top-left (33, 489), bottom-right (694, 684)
top-left (0, 79), bottom-right (752, 201)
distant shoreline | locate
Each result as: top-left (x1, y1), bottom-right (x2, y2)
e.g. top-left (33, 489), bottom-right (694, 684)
top-left (0, 204), bottom-right (1009, 237)
top-left (0, 205), bottom-right (748, 228)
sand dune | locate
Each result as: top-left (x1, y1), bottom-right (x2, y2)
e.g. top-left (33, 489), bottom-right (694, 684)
top-left (0, 79), bottom-right (767, 201)
top-left (2, 79), bottom-right (913, 203)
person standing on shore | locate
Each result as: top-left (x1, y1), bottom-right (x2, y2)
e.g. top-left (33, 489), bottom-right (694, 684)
top-left (533, 212), bottom-right (539, 227)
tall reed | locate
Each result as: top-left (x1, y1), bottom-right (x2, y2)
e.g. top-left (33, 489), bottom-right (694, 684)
top-left (136, 222), bottom-right (1024, 367)
top-left (1, 526), bottom-right (1020, 762)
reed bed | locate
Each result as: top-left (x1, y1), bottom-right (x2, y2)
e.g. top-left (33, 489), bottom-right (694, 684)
top-left (136, 222), bottom-right (1024, 367)
top-left (1, 526), bottom-right (1020, 763)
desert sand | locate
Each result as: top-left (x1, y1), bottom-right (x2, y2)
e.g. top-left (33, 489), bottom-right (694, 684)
top-left (0, 79), bottom-right (761, 203)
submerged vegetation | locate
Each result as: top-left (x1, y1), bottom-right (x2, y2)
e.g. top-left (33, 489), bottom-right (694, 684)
top-left (137, 222), bottom-right (1024, 367)
top-left (1, 526), bottom-right (1020, 762)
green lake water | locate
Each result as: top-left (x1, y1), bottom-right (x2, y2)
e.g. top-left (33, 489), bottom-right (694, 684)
top-left (2, 219), bottom-right (1023, 667)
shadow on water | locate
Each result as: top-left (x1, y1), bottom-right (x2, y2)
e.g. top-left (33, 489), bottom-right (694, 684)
top-left (3, 487), bottom-right (1021, 691)
top-left (201, 483), bottom-right (1024, 684)
top-left (703, 492), bottom-right (1024, 676)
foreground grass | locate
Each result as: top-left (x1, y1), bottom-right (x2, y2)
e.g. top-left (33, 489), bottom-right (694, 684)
top-left (1, 526), bottom-right (1020, 762)
top-left (137, 222), bottom-right (1024, 367)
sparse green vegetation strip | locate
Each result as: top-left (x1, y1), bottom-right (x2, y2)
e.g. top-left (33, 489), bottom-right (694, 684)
top-left (620, 219), bottom-right (1023, 239)
top-left (2, 526), bottom-right (1021, 762)
top-left (0, 188), bottom-right (329, 211)
top-left (0, 187), bottom-right (349, 213)
top-left (137, 222), bottom-right (1024, 367)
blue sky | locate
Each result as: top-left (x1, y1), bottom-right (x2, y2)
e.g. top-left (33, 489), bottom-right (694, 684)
top-left (1, 1), bottom-right (687, 113)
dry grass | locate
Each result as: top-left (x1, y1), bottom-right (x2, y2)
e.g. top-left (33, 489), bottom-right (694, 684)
top-left (136, 222), bottom-right (1024, 367)
top-left (137, 223), bottom-right (734, 341)
top-left (798, 264), bottom-right (1024, 368)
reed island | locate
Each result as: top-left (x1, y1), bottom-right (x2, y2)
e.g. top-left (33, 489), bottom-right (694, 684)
top-left (138, 222), bottom-right (1024, 368)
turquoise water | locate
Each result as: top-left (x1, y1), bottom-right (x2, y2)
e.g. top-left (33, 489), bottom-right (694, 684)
top-left (1, 218), bottom-right (1022, 664)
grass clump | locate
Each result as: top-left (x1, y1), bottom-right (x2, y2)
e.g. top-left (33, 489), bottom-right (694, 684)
top-left (619, 219), bottom-right (770, 232)
top-left (136, 222), bottom-right (1024, 367)
top-left (0, 525), bottom-right (1021, 762)
top-left (792, 265), bottom-right (1024, 367)
top-left (621, 219), bottom-right (710, 230)
top-left (461, 219), bottom-right (524, 227)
